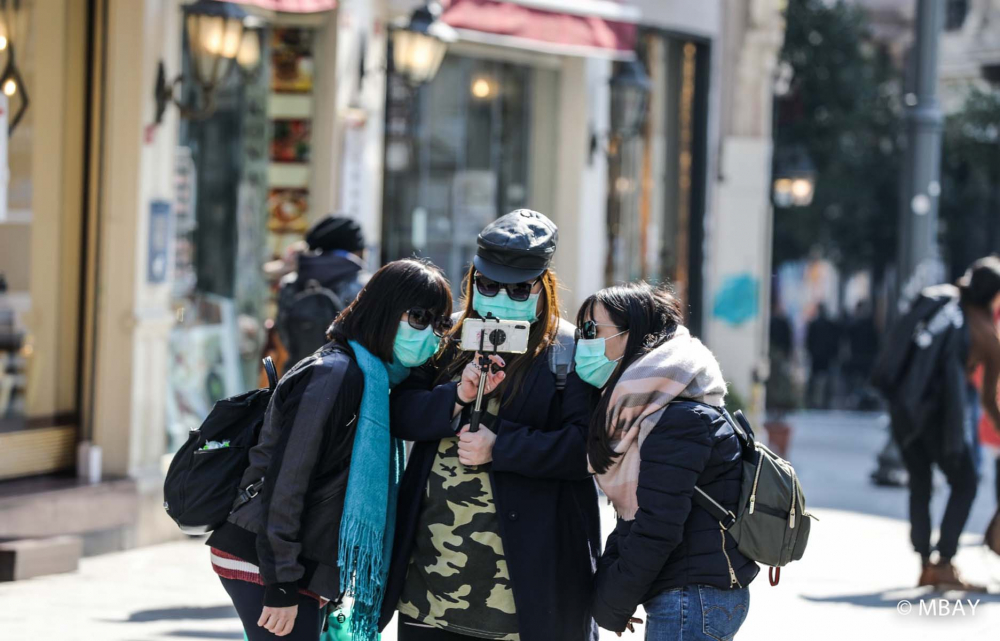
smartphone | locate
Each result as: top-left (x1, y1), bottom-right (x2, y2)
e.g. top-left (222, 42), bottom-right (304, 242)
top-left (460, 318), bottom-right (531, 354)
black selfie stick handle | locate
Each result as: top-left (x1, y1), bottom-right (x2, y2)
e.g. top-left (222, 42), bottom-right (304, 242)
top-left (468, 352), bottom-right (491, 433)
top-left (468, 314), bottom-right (497, 434)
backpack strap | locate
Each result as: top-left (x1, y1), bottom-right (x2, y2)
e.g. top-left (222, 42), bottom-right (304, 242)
top-left (263, 357), bottom-right (278, 391)
top-left (548, 318), bottom-right (577, 391)
top-left (693, 486), bottom-right (737, 530)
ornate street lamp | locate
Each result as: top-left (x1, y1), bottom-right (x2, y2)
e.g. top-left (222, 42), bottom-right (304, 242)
top-left (390, 2), bottom-right (456, 86)
top-left (0, 0), bottom-right (29, 134)
top-left (154, 0), bottom-right (261, 124)
top-left (772, 145), bottom-right (816, 208)
top-left (609, 59), bottom-right (652, 139)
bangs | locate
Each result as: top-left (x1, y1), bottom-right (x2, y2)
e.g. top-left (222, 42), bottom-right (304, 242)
top-left (405, 262), bottom-right (453, 317)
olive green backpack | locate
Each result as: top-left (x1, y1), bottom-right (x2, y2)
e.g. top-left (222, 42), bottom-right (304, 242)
top-left (691, 407), bottom-right (813, 586)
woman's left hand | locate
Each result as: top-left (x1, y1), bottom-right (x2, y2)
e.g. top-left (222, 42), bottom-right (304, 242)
top-left (617, 617), bottom-right (643, 637)
top-left (457, 425), bottom-right (496, 465)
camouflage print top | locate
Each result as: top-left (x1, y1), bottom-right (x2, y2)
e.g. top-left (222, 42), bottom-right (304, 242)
top-left (397, 394), bottom-right (519, 640)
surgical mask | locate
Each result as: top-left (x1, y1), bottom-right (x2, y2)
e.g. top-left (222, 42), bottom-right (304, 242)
top-left (393, 321), bottom-right (440, 368)
top-left (473, 290), bottom-right (540, 323)
top-left (574, 331), bottom-right (627, 388)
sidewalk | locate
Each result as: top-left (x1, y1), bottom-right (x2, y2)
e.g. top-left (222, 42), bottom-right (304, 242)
top-left (3, 412), bottom-right (1000, 640)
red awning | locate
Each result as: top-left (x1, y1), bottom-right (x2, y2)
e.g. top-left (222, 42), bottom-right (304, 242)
top-left (441, 0), bottom-right (638, 59)
top-left (229, 0), bottom-right (335, 13)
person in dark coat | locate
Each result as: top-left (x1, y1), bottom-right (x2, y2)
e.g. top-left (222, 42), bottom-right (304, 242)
top-left (806, 304), bottom-right (841, 408)
top-left (277, 215), bottom-right (372, 371)
top-left (208, 259), bottom-right (453, 640)
top-left (575, 283), bottom-right (757, 640)
top-left (378, 210), bottom-right (601, 641)
top-left (873, 257), bottom-right (1000, 591)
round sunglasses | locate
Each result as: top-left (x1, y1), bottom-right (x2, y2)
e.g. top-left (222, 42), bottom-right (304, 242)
top-left (474, 273), bottom-right (540, 302)
top-left (406, 307), bottom-right (454, 337)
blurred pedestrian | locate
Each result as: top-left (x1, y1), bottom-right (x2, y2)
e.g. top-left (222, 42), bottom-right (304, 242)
top-left (580, 282), bottom-right (757, 640)
top-left (845, 301), bottom-right (880, 409)
top-left (766, 308), bottom-right (800, 458)
top-left (277, 215), bottom-right (371, 373)
top-left (207, 259), bottom-right (452, 640)
top-left (872, 256), bottom-right (1000, 591)
top-left (806, 304), bottom-right (840, 409)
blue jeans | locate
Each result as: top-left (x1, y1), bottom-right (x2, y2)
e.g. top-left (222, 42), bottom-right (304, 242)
top-left (643, 585), bottom-right (749, 641)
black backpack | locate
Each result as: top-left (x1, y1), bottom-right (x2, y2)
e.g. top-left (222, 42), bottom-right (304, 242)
top-left (163, 358), bottom-right (277, 535)
top-left (279, 279), bottom-right (344, 370)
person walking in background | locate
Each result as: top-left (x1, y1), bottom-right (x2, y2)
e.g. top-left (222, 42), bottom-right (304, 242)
top-left (207, 259), bottom-right (453, 640)
top-left (378, 210), bottom-right (601, 641)
top-left (579, 282), bottom-right (757, 640)
top-left (845, 301), bottom-right (880, 409)
top-left (806, 304), bottom-right (841, 409)
top-left (765, 306), bottom-right (799, 458)
top-left (277, 215), bottom-right (371, 372)
top-left (873, 257), bottom-right (1000, 591)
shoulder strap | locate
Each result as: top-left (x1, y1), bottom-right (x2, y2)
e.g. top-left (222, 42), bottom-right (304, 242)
top-left (263, 357), bottom-right (278, 391)
top-left (693, 486), bottom-right (737, 530)
top-left (295, 279), bottom-right (345, 312)
top-left (548, 318), bottom-right (577, 391)
top-left (667, 399), bottom-right (754, 449)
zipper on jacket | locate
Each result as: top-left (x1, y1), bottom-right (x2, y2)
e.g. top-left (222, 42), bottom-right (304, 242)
top-left (748, 447), bottom-right (764, 515)
top-left (720, 529), bottom-right (741, 588)
top-left (789, 476), bottom-right (797, 529)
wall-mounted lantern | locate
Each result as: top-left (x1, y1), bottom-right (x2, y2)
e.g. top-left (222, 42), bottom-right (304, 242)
top-left (589, 58), bottom-right (652, 164)
top-left (390, 2), bottom-right (456, 86)
top-left (0, 0), bottom-right (29, 134)
top-left (154, 0), bottom-right (262, 124)
top-left (772, 145), bottom-right (816, 208)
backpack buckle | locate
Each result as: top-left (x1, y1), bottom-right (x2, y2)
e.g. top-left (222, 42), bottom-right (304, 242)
top-left (245, 483), bottom-right (260, 499)
top-left (719, 510), bottom-right (737, 531)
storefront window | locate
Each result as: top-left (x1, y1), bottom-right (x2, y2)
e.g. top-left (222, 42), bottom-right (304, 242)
top-left (382, 55), bottom-right (532, 286)
top-left (166, 19), bottom-right (327, 452)
top-left (0, 1), bottom-right (86, 479)
top-left (607, 34), bottom-right (709, 333)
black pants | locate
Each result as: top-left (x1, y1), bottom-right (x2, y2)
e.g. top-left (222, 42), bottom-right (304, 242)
top-left (900, 439), bottom-right (979, 561)
top-left (398, 615), bottom-right (482, 641)
top-left (221, 577), bottom-right (323, 641)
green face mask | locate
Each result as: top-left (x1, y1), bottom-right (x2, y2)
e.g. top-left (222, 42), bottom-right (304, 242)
top-left (573, 331), bottom-right (627, 388)
top-left (473, 290), bottom-right (540, 323)
top-left (393, 322), bottom-right (440, 368)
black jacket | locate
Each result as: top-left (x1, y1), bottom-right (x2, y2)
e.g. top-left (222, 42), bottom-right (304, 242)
top-left (378, 341), bottom-right (602, 641)
top-left (872, 285), bottom-right (969, 456)
top-left (207, 343), bottom-right (363, 607)
top-left (592, 401), bottom-right (758, 633)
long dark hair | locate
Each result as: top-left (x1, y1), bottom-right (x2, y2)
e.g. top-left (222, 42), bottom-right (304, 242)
top-left (958, 256), bottom-right (1000, 309)
top-left (577, 282), bottom-right (684, 474)
top-left (327, 258), bottom-right (452, 362)
top-left (436, 265), bottom-right (562, 406)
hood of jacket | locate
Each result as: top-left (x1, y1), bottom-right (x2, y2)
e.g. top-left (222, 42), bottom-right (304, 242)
top-left (297, 250), bottom-right (365, 289)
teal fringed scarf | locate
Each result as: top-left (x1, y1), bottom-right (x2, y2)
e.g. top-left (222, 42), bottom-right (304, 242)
top-left (340, 341), bottom-right (408, 641)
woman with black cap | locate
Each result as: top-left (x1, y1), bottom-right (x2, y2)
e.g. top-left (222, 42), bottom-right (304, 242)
top-left (378, 210), bottom-right (601, 641)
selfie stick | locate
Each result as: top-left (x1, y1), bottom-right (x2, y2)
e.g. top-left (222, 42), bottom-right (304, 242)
top-left (468, 314), bottom-right (500, 434)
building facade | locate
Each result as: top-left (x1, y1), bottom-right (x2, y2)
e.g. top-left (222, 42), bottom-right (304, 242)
top-left (0, 0), bottom-right (784, 559)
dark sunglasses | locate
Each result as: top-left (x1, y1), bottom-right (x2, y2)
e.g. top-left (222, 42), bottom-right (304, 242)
top-left (474, 273), bottom-right (540, 302)
top-left (407, 307), bottom-right (454, 337)
top-left (575, 319), bottom-right (626, 341)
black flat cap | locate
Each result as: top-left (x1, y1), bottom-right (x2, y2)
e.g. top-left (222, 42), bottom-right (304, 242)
top-left (474, 209), bottom-right (558, 283)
